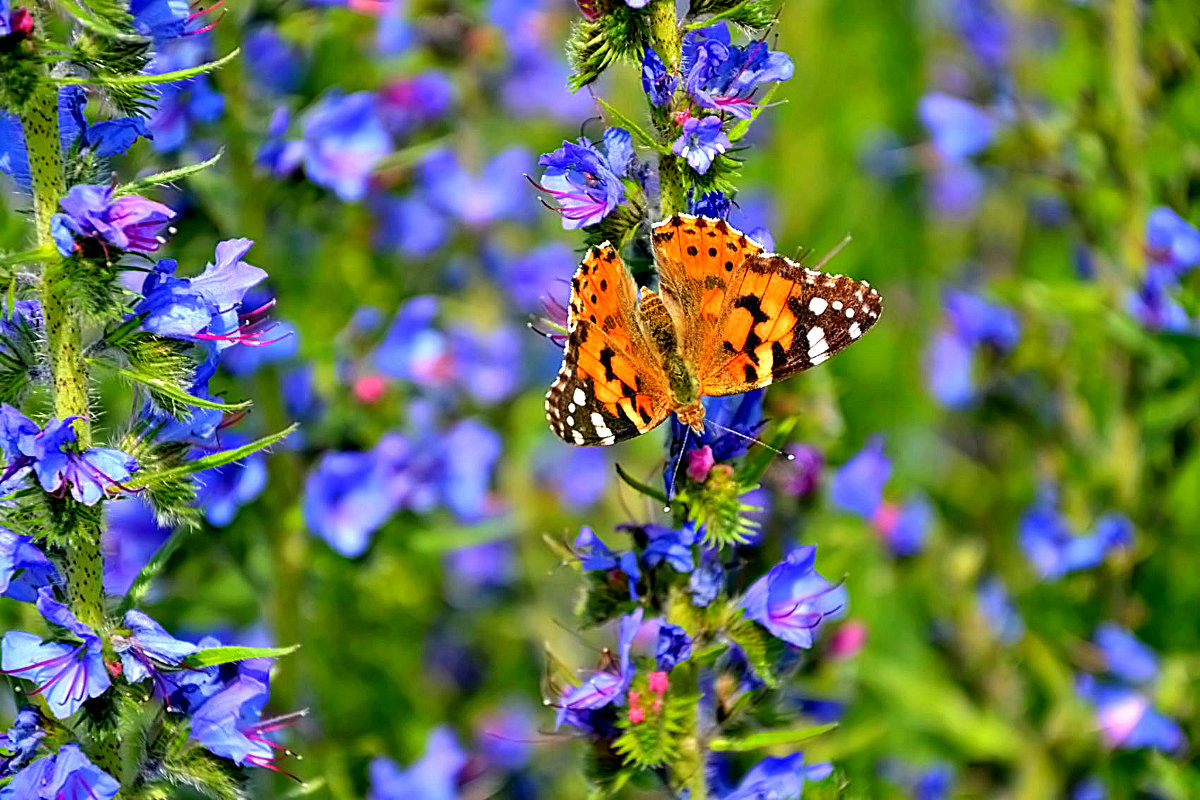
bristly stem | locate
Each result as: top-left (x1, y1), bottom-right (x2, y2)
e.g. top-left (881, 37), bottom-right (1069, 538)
top-left (647, 0), bottom-right (687, 217)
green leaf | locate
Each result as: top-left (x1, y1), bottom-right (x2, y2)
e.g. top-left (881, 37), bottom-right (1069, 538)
top-left (728, 83), bottom-right (782, 143)
top-left (615, 462), bottom-right (670, 506)
top-left (596, 98), bottom-right (667, 152)
top-left (54, 48), bottom-right (240, 87)
top-left (97, 363), bottom-right (250, 413)
top-left (709, 722), bottom-right (839, 752)
top-left (119, 524), bottom-right (193, 614)
top-left (725, 617), bottom-right (779, 688)
top-left (52, 0), bottom-right (139, 38)
top-left (114, 150), bottom-right (224, 197)
top-left (181, 644), bottom-right (300, 669)
top-left (129, 424), bottom-right (297, 488)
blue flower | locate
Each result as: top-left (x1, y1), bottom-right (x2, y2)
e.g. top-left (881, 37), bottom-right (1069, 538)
top-left (642, 48), bottom-right (678, 107)
top-left (829, 435), bottom-right (891, 518)
top-left (919, 93), bottom-right (997, 162)
top-left (1075, 674), bottom-right (1184, 751)
top-left (111, 610), bottom-right (198, 688)
top-left (0, 708), bottom-right (44, 777)
top-left (689, 551), bottom-right (723, 607)
top-left (876, 495), bottom-right (932, 556)
top-left (102, 498), bottom-right (172, 595)
top-left (740, 546), bottom-right (845, 648)
top-left (537, 131), bottom-right (631, 229)
top-left (188, 665), bottom-right (281, 768)
top-left (638, 523), bottom-right (701, 573)
top-left (1093, 623), bottom-right (1158, 685)
top-left (129, 0), bottom-right (188, 40)
top-left (0, 404), bottom-right (137, 505)
top-left (880, 759), bottom-right (954, 800)
top-left (1146, 207), bottom-right (1200, 274)
top-left (52, 184), bottom-right (174, 255)
top-left (1019, 496), bottom-right (1132, 579)
top-left (244, 26), bottom-right (302, 96)
top-left (672, 115), bottom-right (730, 174)
top-left (535, 445), bottom-right (608, 509)
top-left (723, 752), bottom-right (832, 800)
top-left (0, 744), bottom-right (119, 800)
top-left (368, 726), bottom-right (466, 800)
top-left (575, 527), bottom-right (641, 598)
top-left (691, 189), bottom-right (731, 219)
top-left (490, 242), bottom-right (574, 312)
top-left (378, 72), bottom-right (455, 135)
top-left (944, 289), bottom-right (1020, 350)
top-left (557, 609), bottom-right (643, 729)
top-left (0, 529), bottom-right (58, 603)
top-left (299, 91), bottom-right (391, 201)
top-left (1070, 777), bottom-right (1108, 800)
top-left (0, 88), bottom-right (87, 193)
top-left (948, 0), bottom-right (1010, 70)
top-left (1, 589), bottom-right (111, 718)
top-left (372, 193), bottom-right (452, 258)
top-left (84, 117), bottom-right (152, 157)
top-left (977, 576), bottom-right (1024, 644)
top-left (478, 704), bottom-right (536, 771)
top-left (146, 37), bottom-right (225, 153)
top-left (419, 147), bottom-right (532, 227)
top-left (1126, 264), bottom-right (1192, 333)
top-left (303, 449), bottom-right (395, 557)
top-left (655, 623), bottom-right (691, 671)
top-left (682, 25), bottom-right (793, 119)
top-left (133, 238), bottom-right (269, 350)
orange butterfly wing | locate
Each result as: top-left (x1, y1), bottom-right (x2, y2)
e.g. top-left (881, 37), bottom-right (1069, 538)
top-left (545, 244), bottom-right (672, 446)
top-left (651, 214), bottom-right (882, 396)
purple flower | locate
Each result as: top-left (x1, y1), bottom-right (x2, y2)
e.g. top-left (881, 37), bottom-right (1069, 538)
top-left (829, 435), bottom-right (891, 518)
top-left (672, 115), bottom-right (731, 174)
top-left (724, 753), bottom-right (832, 800)
top-left (111, 610), bottom-right (199, 689)
top-left (534, 443), bottom-right (609, 509)
top-left (188, 661), bottom-right (292, 769)
top-left (691, 189), bottom-right (731, 219)
top-left (129, 0), bottom-right (188, 40)
top-left (51, 184), bottom-right (174, 256)
top-left (1, 589), bottom-right (111, 718)
top-left (638, 523), bottom-right (701, 573)
top-left (682, 25), bottom-right (794, 119)
top-left (875, 496), bottom-right (932, 556)
top-left (575, 527), bottom-right (640, 598)
top-left (489, 0), bottom-right (593, 121)
top-left (556, 609), bottom-right (643, 729)
top-left (299, 91), bottom-right (391, 201)
top-left (146, 37), bottom-right (225, 153)
top-left (0, 404), bottom-right (137, 506)
top-left (477, 704), bottom-right (535, 771)
top-left (1019, 496), bottom-right (1132, 579)
top-left (1093, 623), bottom-right (1158, 685)
top-left (1126, 264), bottom-right (1192, 333)
top-left (490, 242), bottom-right (574, 312)
top-left (740, 546), bottom-right (846, 648)
top-left (880, 760), bottom-right (954, 800)
top-left (304, 449), bottom-right (395, 557)
top-left (378, 72), bottom-right (455, 135)
top-left (244, 26), bottom-right (302, 96)
top-left (919, 93), bottom-right (997, 162)
top-left (1076, 674), bottom-right (1184, 751)
top-left (775, 443), bottom-right (823, 498)
top-left (977, 576), bottom-right (1024, 644)
top-left (102, 498), bottom-right (172, 595)
top-left (949, 0), bottom-right (1010, 70)
top-left (0, 744), bottom-right (119, 800)
top-left (419, 147), bottom-right (532, 227)
top-left (133, 238), bottom-right (269, 351)
top-left (84, 117), bottom-right (152, 157)
top-left (445, 539), bottom-right (516, 604)
top-left (0, 708), bottom-right (44, 777)
top-left (656, 623), bottom-right (691, 671)
top-left (0, 529), bottom-right (58, 603)
top-left (1146, 207), bottom-right (1200, 274)
top-left (944, 289), bottom-right (1020, 350)
top-left (537, 131), bottom-right (631, 229)
top-left (642, 48), bottom-right (678, 107)
top-left (368, 726), bottom-right (466, 800)
top-left (1070, 777), bottom-right (1107, 800)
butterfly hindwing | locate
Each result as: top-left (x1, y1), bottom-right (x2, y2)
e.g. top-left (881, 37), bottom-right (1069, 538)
top-left (702, 252), bottom-right (882, 394)
top-left (545, 244), bottom-right (672, 446)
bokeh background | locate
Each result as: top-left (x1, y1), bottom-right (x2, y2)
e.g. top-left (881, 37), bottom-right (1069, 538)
top-left (5, 0), bottom-right (1200, 797)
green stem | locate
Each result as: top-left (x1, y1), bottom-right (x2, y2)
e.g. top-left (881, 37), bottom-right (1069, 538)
top-left (647, 0), bottom-right (687, 217)
top-left (667, 588), bottom-right (707, 800)
top-left (23, 86), bottom-right (117, 773)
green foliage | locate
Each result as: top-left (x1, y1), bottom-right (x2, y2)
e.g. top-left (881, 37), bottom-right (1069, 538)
top-left (677, 468), bottom-right (761, 548)
top-left (115, 151), bottom-right (225, 198)
top-left (724, 616), bottom-right (780, 688)
top-left (0, 38), bottom-right (41, 114)
top-left (612, 690), bottom-right (689, 770)
top-left (567, 7), bottom-right (649, 91)
top-left (686, 0), bottom-right (780, 33)
top-left (0, 304), bottom-right (43, 405)
top-left (119, 435), bottom-right (200, 528)
top-left (68, 33), bottom-right (154, 117)
top-left (109, 332), bottom-right (200, 420)
top-left (709, 722), bottom-right (839, 752)
top-left (53, 253), bottom-right (127, 320)
top-left (182, 644), bottom-right (302, 668)
top-left (581, 203), bottom-right (647, 253)
top-left (128, 424), bottom-right (298, 489)
top-left (688, 152), bottom-right (744, 201)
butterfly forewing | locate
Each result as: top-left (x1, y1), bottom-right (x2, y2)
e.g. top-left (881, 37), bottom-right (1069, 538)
top-left (545, 244), bottom-right (671, 446)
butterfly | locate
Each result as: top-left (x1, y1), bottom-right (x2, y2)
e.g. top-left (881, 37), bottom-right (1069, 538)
top-left (545, 214), bottom-right (882, 446)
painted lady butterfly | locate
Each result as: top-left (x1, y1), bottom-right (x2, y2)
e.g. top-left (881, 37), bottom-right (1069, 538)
top-left (545, 214), bottom-right (882, 446)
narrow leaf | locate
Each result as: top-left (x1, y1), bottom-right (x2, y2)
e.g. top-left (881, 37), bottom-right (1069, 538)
top-left (709, 722), bottom-right (839, 752)
top-left (728, 84), bottom-right (782, 143)
top-left (596, 98), bottom-right (667, 152)
top-left (119, 524), bottom-right (193, 613)
top-left (181, 644), bottom-right (300, 669)
top-left (129, 424), bottom-right (297, 488)
top-left (615, 462), bottom-right (669, 505)
top-left (96, 363), bottom-right (250, 412)
top-left (114, 150), bottom-right (224, 197)
top-left (54, 48), bottom-right (240, 88)
top-left (52, 0), bottom-right (139, 38)
top-left (0, 244), bottom-right (57, 268)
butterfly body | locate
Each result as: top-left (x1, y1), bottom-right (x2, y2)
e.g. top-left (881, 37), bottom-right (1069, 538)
top-left (545, 215), bottom-right (882, 447)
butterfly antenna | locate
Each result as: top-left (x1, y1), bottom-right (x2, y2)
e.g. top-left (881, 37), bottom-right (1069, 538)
top-left (665, 427), bottom-right (690, 512)
top-left (703, 418), bottom-right (794, 460)
top-left (813, 234), bottom-right (853, 271)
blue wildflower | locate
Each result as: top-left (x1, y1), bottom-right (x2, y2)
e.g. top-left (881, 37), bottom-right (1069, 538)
top-left (195, 439), bottom-right (268, 527)
top-left (188, 665), bottom-right (295, 769)
top-left (642, 48), bottom-right (678, 107)
top-left (919, 93), bottom-right (997, 161)
top-left (655, 623), bottom-right (691, 671)
top-left (829, 435), bottom-right (891, 518)
top-left (0, 743), bottom-right (119, 800)
top-left (880, 759), bottom-right (955, 800)
top-left (0, 708), bottom-right (43, 777)
top-left (1146, 207), bottom-right (1200, 274)
top-left (740, 546), bottom-right (845, 648)
top-left (557, 609), bottom-right (643, 730)
top-left (927, 289), bottom-right (1019, 407)
top-left (303, 449), bottom-right (395, 557)
top-left (478, 704), bottom-right (535, 771)
top-left (691, 189), bottom-right (731, 219)
top-left (534, 445), bottom-right (608, 509)
top-left (724, 753), bottom-right (832, 800)
top-left (102, 498), bottom-right (172, 595)
top-left (1093, 623), bottom-right (1158, 685)
top-left (444, 539), bottom-right (516, 605)
top-left (378, 72), bottom-right (455, 135)
top-left (1075, 674), bottom-right (1184, 752)
top-left (129, 0), bottom-right (188, 40)
top-left (1126, 264), bottom-right (1191, 333)
top-left (368, 726), bottom-right (466, 800)
top-left (133, 238), bottom-right (269, 351)
top-left (51, 184), bottom-right (174, 256)
top-left (0, 529), bottom-right (58, 603)
top-left (256, 108), bottom-right (305, 176)
top-left (681, 25), bottom-right (793, 119)
top-left (111, 610), bottom-right (198, 690)
top-left (372, 193), bottom-right (452, 258)
top-left (948, 0), bottom-right (1010, 70)
top-left (489, 0), bottom-right (592, 121)
top-left (244, 26), bottom-right (302, 96)
top-left (776, 443), bottom-right (823, 498)
top-left (1019, 495), bottom-right (1132, 579)
top-left (0, 404), bottom-right (137, 505)
top-left (665, 389), bottom-right (764, 491)
top-left (84, 117), bottom-right (152, 157)
top-left (491, 242), bottom-right (574, 312)
top-left (672, 115), bottom-right (730, 174)
top-left (689, 551), bottom-right (723, 607)
top-left (1, 589), bottom-right (111, 718)
top-left (419, 147), bottom-right (532, 227)
top-left (299, 90), bottom-right (391, 201)
top-left (145, 37), bottom-right (225, 152)
top-left (438, 419), bottom-right (503, 521)
top-left (977, 576), bottom-right (1024, 644)
top-left (537, 130), bottom-right (632, 229)
top-left (1070, 777), bottom-right (1108, 800)
top-left (637, 523), bottom-right (700, 573)
top-left (575, 526), bottom-right (641, 599)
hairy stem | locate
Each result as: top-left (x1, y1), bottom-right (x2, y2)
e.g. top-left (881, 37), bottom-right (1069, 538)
top-left (647, 0), bottom-right (687, 217)
top-left (666, 586), bottom-right (707, 800)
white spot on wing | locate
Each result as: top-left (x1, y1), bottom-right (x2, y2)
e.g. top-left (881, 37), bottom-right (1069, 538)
top-left (849, 322), bottom-right (862, 339)
top-left (807, 327), bottom-right (824, 344)
top-left (809, 297), bottom-right (828, 315)
top-left (573, 388), bottom-right (586, 406)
